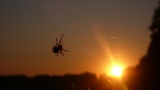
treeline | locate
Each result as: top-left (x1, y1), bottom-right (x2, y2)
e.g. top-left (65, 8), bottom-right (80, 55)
top-left (0, 72), bottom-right (124, 90)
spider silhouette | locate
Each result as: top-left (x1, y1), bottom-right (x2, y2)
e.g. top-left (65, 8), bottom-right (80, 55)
top-left (52, 34), bottom-right (69, 56)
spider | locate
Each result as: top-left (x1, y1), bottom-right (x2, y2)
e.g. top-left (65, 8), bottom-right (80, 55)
top-left (52, 34), bottom-right (69, 56)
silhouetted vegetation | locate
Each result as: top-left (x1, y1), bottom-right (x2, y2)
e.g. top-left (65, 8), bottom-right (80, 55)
top-left (0, 72), bottom-right (124, 90)
top-left (123, 1), bottom-right (160, 90)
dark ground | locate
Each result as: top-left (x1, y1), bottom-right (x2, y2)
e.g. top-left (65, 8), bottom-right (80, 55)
top-left (0, 72), bottom-right (124, 90)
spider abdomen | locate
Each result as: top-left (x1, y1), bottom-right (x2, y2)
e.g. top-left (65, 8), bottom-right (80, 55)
top-left (53, 46), bottom-right (59, 53)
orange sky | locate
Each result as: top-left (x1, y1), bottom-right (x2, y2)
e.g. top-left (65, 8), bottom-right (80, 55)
top-left (0, 0), bottom-right (158, 76)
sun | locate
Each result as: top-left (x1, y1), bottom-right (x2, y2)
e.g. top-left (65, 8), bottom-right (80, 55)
top-left (111, 66), bottom-right (123, 77)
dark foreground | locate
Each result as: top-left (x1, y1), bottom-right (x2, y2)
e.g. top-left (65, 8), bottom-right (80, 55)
top-left (0, 72), bottom-right (124, 90)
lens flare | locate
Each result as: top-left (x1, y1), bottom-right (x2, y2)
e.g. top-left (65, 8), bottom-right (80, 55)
top-left (93, 26), bottom-right (128, 90)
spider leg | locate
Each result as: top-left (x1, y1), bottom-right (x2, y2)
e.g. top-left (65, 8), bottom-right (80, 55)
top-left (62, 49), bottom-right (69, 52)
top-left (56, 52), bottom-right (59, 56)
top-left (56, 38), bottom-right (59, 46)
top-left (60, 50), bottom-right (65, 56)
top-left (59, 33), bottom-right (64, 45)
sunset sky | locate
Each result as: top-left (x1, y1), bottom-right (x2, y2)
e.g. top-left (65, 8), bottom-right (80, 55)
top-left (0, 0), bottom-right (158, 77)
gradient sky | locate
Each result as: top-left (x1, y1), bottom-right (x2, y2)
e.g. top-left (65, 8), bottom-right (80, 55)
top-left (0, 0), bottom-right (158, 76)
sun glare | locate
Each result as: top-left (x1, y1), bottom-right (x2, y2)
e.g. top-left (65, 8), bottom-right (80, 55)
top-left (111, 66), bottom-right (123, 77)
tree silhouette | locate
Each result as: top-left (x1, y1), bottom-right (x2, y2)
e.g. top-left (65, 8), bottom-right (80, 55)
top-left (124, 1), bottom-right (160, 90)
top-left (0, 73), bottom-right (124, 90)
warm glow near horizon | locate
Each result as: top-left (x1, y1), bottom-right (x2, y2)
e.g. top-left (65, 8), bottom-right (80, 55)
top-left (111, 65), bottom-right (123, 77)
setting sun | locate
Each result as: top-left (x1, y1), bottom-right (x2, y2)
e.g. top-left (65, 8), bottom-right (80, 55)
top-left (111, 66), bottom-right (123, 77)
